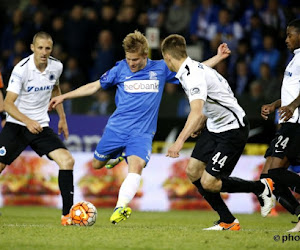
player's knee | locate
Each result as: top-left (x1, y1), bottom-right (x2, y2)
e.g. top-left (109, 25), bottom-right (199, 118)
top-left (186, 165), bottom-right (201, 182)
top-left (201, 178), bottom-right (219, 192)
top-left (92, 158), bottom-right (105, 169)
top-left (62, 155), bottom-right (74, 170)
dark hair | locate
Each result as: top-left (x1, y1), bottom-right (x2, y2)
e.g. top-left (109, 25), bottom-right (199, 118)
top-left (288, 19), bottom-right (300, 32)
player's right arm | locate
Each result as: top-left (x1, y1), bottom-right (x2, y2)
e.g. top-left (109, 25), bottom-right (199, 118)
top-left (4, 91), bottom-right (43, 134)
top-left (261, 99), bottom-right (281, 120)
top-left (167, 99), bottom-right (206, 158)
top-left (49, 80), bottom-right (101, 110)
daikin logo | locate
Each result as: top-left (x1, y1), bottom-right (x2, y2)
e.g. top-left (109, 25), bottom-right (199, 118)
top-left (27, 85), bottom-right (54, 92)
top-left (284, 71), bottom-right (292, 77)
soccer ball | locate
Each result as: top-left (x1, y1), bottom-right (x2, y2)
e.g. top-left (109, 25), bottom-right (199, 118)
top-left (70, 201), bottom-right (97, 226)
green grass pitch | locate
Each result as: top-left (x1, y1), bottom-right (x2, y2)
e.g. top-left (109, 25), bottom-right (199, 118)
top-left (0, 206), bottom-right (300, 250)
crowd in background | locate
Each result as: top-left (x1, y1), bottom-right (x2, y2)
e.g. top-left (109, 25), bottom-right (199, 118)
top-left (0, 0), bottom-right (300, 120)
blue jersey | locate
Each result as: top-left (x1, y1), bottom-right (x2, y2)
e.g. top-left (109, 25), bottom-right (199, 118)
top-left (100, 59), bottom-right (178, 135)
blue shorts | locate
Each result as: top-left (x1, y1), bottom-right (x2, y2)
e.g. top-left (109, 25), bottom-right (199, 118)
top-left (94, 128), bottom-right (153, 164)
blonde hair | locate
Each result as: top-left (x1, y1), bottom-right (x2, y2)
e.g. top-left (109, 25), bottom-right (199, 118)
top-left (122, 30), bottom-right (149, 55)
top-left (32, 31), bottom-right (53, 45)
top-left (161, 34), bottom-right (187, 60)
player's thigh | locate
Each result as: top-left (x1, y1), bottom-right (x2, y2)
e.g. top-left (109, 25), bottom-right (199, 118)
top-left (0, 123), bottom-right (28, 165)
top-left (186, 157), bottom-right (206, 182)
top-left (29, 127), bottom-right (67, 157)
top-left (261, 156), bottom-right (272, 174)
top-left (206, 128), bottom-right (247, 178)
top-left (127, 155), bottom-right (146, 174)
top-left (125, 133), bottom-right (153, 165)
top-left (94, 128), bottom-right (125, 162)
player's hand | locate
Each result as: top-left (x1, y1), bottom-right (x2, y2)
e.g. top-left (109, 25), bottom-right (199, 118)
top-left (166, 141), bottom-right (183, 158)
top-left (278, 105), bottom-right (294, 122)
top-left (49, 96), bottom-right (64, 111)
top-left (25, 119), bottom-right (43, 134)
top-left (217, 43), bottom-right (231, 60)
top-left (261, 104), bottom-right (275, 120)
top-left (58, 118), bottom-right (69, 139)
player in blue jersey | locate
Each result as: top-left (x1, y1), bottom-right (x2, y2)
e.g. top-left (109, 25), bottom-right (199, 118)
top-left (49, 30), bottom-right (230, 224)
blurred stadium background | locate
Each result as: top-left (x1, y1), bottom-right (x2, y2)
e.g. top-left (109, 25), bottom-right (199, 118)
top-left (1, 0), bottom-right (300, 214)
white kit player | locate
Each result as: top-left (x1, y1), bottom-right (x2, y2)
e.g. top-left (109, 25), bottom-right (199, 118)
top-left (260, 19), bottom-right (300, 232)
top-left (161, 34), bottom-right (274, 231)
top-left (0, 32), bottom-right (74, 226)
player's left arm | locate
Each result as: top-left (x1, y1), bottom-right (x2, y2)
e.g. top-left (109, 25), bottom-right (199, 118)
top-left (278, 92), bottom-right (300, 122)
top-left (51, 85), bottom-right (69, 139)
top-left (166, 99), bottom-right (206, 158)
top-left (202, 43), bottom-right (231, 68)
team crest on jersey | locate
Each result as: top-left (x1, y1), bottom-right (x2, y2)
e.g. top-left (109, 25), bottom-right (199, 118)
top-left (0, 146), bottom-right (6, 156)
top-left (100, 70), bottom-right (109, 81)
top-left (49, 74), bottom-right (55, 81)
top-left (191, 87), bottom-right (200, 95)
top-left (149, 71), bottom-right (157, 80)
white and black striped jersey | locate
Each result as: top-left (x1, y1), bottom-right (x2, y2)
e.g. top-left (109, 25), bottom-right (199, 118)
top-left (280, 48), bottom-right (300, 124)
top-left (6, 54), bottom-right (63, 127)
top-left (175, 57), bottom-right (245, 133)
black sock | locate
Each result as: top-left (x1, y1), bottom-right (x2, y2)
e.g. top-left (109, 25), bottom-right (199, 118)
top-left (59, 170), bottom-right (74, 215)
top-left (295, 206), bottom-right (300, 220)
top-left (193, 179), bottom-right (235, 223)
top-left (275, 186), bottom-right (300, 215)
top-left (260, 173), bottom-right (268, 179)
top-left (268, 168), bottom-right (300, 193)
top-left (260, 173), bottom-right (299, 215)
top-left (221, 177), bottom-right (264, 195)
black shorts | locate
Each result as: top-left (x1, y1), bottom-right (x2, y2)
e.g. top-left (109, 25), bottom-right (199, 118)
top-left (0, 122), bottom-right (67, 165)
top-left (191, 118), bottom-right (249, 178)
top-left (264, 123), bottom-right (300, 166)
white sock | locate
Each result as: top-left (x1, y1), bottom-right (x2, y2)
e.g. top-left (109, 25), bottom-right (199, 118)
top-left (116, 173), bottom-right (141, 208)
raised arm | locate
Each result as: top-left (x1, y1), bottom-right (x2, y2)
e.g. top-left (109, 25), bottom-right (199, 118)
top-left (202, 43), bottom-right (231, 68)
top-left (49, 80), bottom-right (101, 110)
